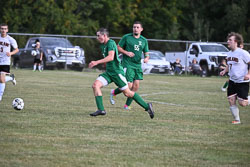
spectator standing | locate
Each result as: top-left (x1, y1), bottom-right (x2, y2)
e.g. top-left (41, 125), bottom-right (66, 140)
top-left (32, 41), bottom-right (43, 72)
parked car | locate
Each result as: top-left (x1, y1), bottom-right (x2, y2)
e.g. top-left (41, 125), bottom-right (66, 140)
top-left (12, 37), bottom-right (85, 71)
top-left (148, 50), bottom-right (166, 59)
top-left (141, 50), bottom-right (171, 74)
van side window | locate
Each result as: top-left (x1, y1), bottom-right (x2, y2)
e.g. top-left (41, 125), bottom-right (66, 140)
top-left (192, 45), bottom-right (199, 57)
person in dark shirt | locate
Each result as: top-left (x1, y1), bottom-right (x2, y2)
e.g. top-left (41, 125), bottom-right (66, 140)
top-left (32, 41), bottom-right (43, 72)
top-left (189, 58), bottom-right (202, 76)
top-left (172, 58), bottom-right (183, 74)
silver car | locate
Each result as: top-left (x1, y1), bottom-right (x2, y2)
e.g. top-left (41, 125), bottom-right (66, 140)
top-left (141, 50), bottom-right (171, 74)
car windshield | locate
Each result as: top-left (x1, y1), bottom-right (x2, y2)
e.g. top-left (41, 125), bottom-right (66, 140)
top-left (149, 53), bottom-right (163, 60)
top-left (40, 38), bottom-right (73, 47)
top-left (200, 45), bottom-right (229, 52)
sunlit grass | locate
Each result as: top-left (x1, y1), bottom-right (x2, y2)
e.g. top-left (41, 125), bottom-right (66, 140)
top-left (0, 69), bottom-right (249, 167)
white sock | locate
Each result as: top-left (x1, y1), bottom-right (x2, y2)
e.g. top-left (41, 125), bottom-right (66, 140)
top-left (5, 75), bottom-right (12, 82)
top-left (38, 65), bottom-right (41, 71)
top-left (248, 96), bottom-right (250, 105)
top-left (230, 105), bottom-right (240, 121)
top-left (0, 83), bottom-right (6, 101)
top-left (33, 65), bottom-right (36, 71)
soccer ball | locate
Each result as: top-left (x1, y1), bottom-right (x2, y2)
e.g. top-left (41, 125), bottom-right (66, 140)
top-left (31, 50), bottom-right (37, 56)
top-left (12, 98), bottom-right (24, 110)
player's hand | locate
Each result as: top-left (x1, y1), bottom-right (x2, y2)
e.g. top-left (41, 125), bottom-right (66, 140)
top-left (126, 52), bottom-right (135, 57)
top-left (143, 56), bottom-right (149, 63)
top-left (88, 61), bottom-right (97, 68)
top-left (220, 70), bottom-right (225, 76)
top-left (6, 52), bottom-right (11, 57)
top-left (244, 74), bottom-right (250, 80)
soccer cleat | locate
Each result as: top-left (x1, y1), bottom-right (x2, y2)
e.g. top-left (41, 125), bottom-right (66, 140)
top-left (124, 105), bottom-right (131, 110)
top-left (147, 103), bottom-right (154, 119)
top-left (10, 74), bottom-right (16, 85)
top-left (232, 120), bottom-right (241, 124)
top-left (90, 110), bottom-right (106, 116)
top-left (110, 89), bottom-right (115, 105)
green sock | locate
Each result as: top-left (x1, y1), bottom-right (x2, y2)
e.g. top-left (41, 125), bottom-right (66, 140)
top-left (114, 88), bottom-right (122, 95)
top-left (223, 81), bottom-right (229, 89)
top-left (95, 96), bottom-right (104, 111)
top-left (132, 93), bottom-right (149, 110)
top-left (126, 97), bottom-right (133, 106)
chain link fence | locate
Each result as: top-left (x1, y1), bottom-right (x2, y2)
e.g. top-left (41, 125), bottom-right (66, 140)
top-left (9, 33), bottom-right (250, 74)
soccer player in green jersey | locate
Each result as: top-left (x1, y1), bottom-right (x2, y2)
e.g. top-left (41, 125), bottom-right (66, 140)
top-left (89, 28), bottom-right (154, 119)
top-left (110, 21), bottom-right (150, 110)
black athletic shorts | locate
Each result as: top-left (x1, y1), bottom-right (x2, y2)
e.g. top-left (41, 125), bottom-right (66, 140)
top-left (34, 58), bottom-right (42, 64)
top-left (0, 65), bottom-right (10, 73)
top-left (227, 80), bottom-right (249, 100)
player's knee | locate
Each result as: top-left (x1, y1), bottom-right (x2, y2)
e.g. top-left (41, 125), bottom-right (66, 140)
top-left (228, 96), bottom-right (236, 104)
top-left (123, 89), bottom-right (133, 98)
top-left (239, 101), bottom-right (248, 107)
top-left (92, 82), bottom-right (101, 90)
top-left (133, 82), bottom-right (140, 90)
top-left (123, 92), bottom-right (130, 97)
top-left (132, 85), bottom-right (139, 92)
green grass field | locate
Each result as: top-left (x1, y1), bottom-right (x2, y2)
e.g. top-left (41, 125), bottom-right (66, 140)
top-left (0, 69), bottom-right (249, 167)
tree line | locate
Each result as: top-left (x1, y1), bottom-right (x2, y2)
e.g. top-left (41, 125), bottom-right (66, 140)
top-left (1, 0), bottom-right (249, 63)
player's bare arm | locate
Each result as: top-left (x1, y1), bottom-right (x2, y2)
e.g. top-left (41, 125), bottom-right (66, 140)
top-left (89, 50), bottom-right (115, 68)
top-left (117, 45), bottom-right (134, 57)
top-left (220, 66), bottom-right (229, 76)
top-left (40, 52), bottom-right (43, 61)
top-left (6, 48), bottom-right (19, 57)
top-left (143, 53), bottom-right (149, 63)
top-left (244, 64), bottom-right (250, 80)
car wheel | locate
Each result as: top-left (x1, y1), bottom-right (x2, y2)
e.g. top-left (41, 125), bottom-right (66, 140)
top-left (56, 63), bottom-right (64, 69)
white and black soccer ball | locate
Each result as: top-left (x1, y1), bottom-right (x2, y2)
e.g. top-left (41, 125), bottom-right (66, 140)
top-left (31, 50), bottom-right (37, 56)
top-left (12, 98), bottom-right (24, 110)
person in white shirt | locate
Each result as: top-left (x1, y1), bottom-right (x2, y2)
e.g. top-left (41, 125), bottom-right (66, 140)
top-left (220, 32), bottom-right (250, 124)
top-left (0, 23), bottom-right (19, 101)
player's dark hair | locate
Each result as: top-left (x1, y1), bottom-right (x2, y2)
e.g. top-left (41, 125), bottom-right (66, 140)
top-left (98, 28), bottom-right (109, 37)
top-left (133, 21), bottom-right (143, 28)
top-left (0, 23), bottom-right (8, 28)
top-left (227, 32), bottom-right (243, 47)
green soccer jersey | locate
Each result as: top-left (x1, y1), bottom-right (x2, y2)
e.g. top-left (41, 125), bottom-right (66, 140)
top-left (119, 33), bottom-right (149, 69)
top-left (100, 39), bottom-right (124, 75)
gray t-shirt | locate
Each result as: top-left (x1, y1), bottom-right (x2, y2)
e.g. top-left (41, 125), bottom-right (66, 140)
top-left (227, 48), bottom-right (250, 83)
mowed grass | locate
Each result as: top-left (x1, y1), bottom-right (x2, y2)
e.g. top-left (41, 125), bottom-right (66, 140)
top-left (0, 69), bottom-right (250, 167)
